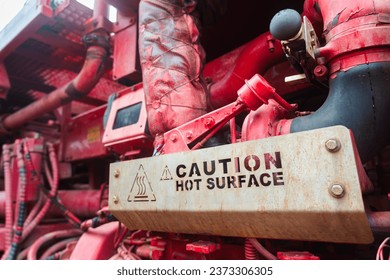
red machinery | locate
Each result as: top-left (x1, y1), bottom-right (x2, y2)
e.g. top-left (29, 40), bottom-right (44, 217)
top-left (0, 0), bottom-right (389, 260)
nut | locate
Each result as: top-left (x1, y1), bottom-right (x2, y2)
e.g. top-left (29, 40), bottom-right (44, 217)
top-left (113, 169), bottom-right (120, 178)
top-left (325, 139), bottom-right (341, 152)
top-left (329, 184), bottom-right (345, 198)
top-left (112, 195), bottom-right (119, 204)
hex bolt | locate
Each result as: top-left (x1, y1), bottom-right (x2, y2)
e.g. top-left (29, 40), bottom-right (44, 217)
top-left (204, 117), bottom-right (215, 128)
top-left (186, 132), bottom-right (193, 140)
top-left (112, 195), bottom-right (119, 204)
top-left (170, 134), bottom-right (177, 143)
top-left (325, 138), bottom-right (341, 153)
top-left (329, 184), bottom-right (345, 198)
top-left (113, 169), bottom-right (120, 178)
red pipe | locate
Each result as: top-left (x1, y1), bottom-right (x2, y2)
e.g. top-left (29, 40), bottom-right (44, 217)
top-left (303, 0), bottom-right (390, 72)
top-left (248, 0), bottom-right (390, 157)
top-left (205, 32), bottom-right (286, 109)
top-left (0, 31), bottom-right (109, 132)
top-left (368, 211), bottom-right (390, 233)
top-left (93, 0), bottom-right (109, 19)
top-left (304, 0), bottom-right (390, 35)
top-left (50, 190), bottom-right (102, 218)
top-left (0, 190), bottom-right (101, 219)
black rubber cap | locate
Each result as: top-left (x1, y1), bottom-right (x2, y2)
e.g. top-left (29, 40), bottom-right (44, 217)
top-left (270, 9), bottom-right (302, 41)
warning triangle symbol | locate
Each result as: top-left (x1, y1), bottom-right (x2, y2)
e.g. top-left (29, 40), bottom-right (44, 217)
top-left (160, 165), bottom-right (173, 181)
top-left (127, 164), bottom-right (156, 202)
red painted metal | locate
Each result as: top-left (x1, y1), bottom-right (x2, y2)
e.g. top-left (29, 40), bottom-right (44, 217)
top-left (1, 0), bottom-right (390, 261)
top-left (63, 105), bottom-right (108, 162)
top-left (242, 99), bottom-right (295, 141)
top-left (304, 0), bottom-right (390, 74)
top-left (277, 251), bottom-right (320, 260)
top-left (102, 86), bottom-right (153, 156)
top-left (186, 241), bottom-right (221, 254)
top-left (1, 41), bottom-right (109, 132)
top-left (162, 74), bottom-right (292, 154)
top-left (135, 244), bottom-right (165, 260)
top-left (69, 222), bottom-right (119, 260)
top-left (250, 0), bottom-right (390, 140)
top-left (112, 9), bottom-right (140, 82)
top-left (0, 63), bottom-right (10, 98)
top-left (204, 32), bottom-right (286, 109)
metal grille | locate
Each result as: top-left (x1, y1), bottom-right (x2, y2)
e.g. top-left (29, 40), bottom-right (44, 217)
top-left (0, 0), bottom-right (125, 115)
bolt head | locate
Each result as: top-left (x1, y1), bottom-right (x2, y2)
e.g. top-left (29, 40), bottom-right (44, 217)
top-left (186, 132), bottom-right (193, 140)
top-left (329, 184), bottom-right (345, 198)
top-left (204, 117), bottom-right (215, 128)
top-left (112, 195), bottom-right (119, 204)
top-left (325, 139), bottom-right (341, 152)
top-left (170, 134), bottom-right (177, 142)
top-left (113, 169), bottom-right (120, 178)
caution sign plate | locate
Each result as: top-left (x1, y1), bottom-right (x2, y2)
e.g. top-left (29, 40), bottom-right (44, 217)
top-left (109, 126), bottom-right (373, 244)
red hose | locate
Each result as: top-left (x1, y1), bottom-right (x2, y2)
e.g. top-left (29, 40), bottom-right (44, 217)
top-left (23, 193), bottom-right (44, 227)
top-left (22, 143), bottom-right (59, 239)
top-left (40, 237), bottom-right (78, 260)
top-left (248, 238), bottom-right (277, 260)
top-left (4, 140), bottom-right (28, 260)
top-left (27, 229), bottom-right (82, 260)
top-left (244, 239), bottom-right (259, 260)
top-left (2, 144), bottom-right (13, 252)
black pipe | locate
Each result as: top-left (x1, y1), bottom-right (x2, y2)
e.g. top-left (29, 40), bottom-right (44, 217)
top-left (291, 62), bottom-right (390, 163)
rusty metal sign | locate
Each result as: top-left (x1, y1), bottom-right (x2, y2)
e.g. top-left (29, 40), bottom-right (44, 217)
top-left (109, 126), bottom-right (373, 244)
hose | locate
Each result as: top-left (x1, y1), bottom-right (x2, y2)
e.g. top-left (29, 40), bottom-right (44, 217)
top-left (27, 229), bottom-right (82, 260)
top-left (2, 144), bottom-right (13, 252)
top-left (40, 237), bottom-right (78, 260)
top-left (5, 140), bottom-right (28, 260)
top-left (248, 238), bottom-right (277, 260)
top-left (22, 143), bottom-right (59, 239)
top-left (244, 238), bottom-right (259, 260)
